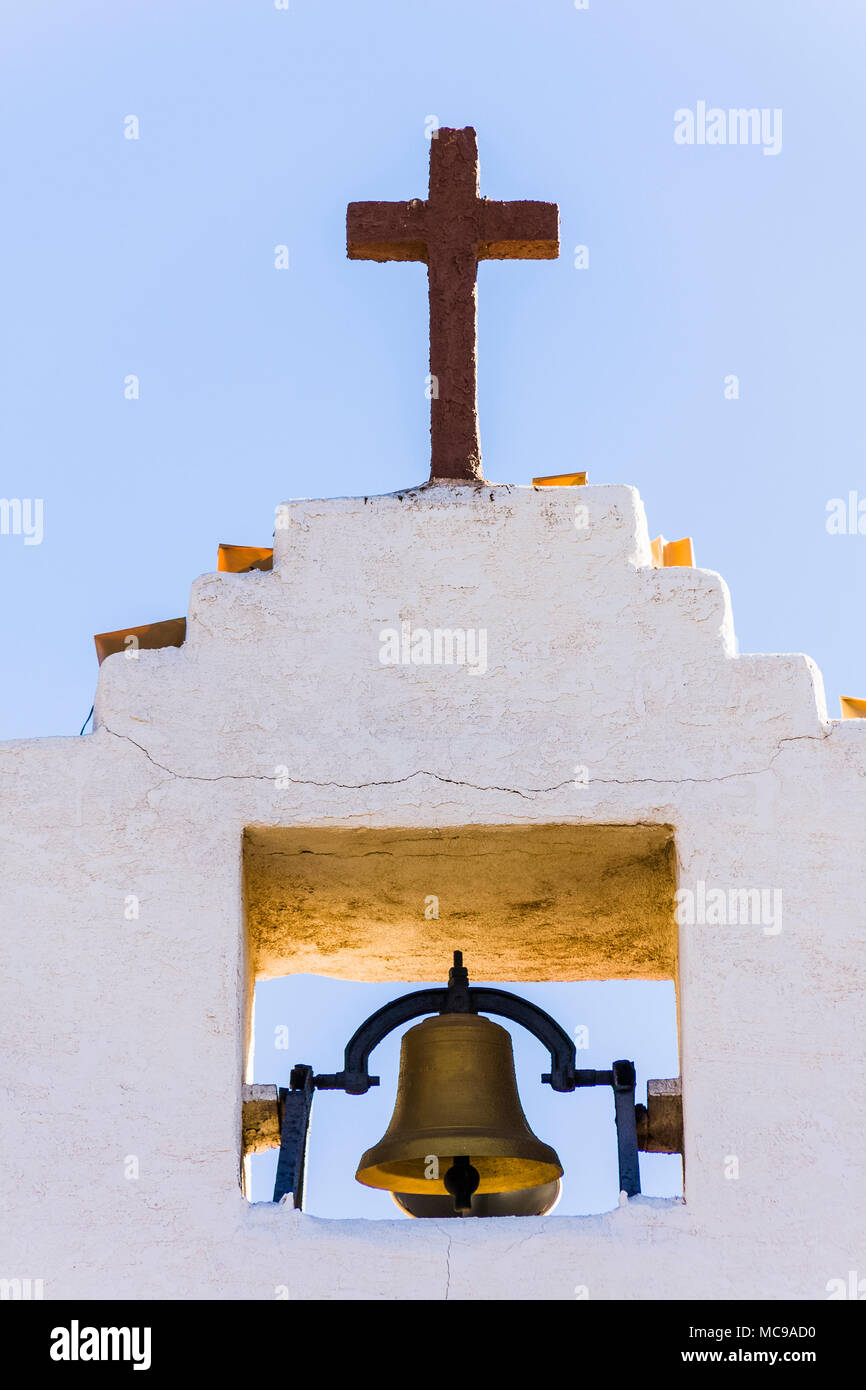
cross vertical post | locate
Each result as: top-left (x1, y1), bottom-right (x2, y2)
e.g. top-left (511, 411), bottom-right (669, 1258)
top-left (347, 127), bottom-right (559, 484)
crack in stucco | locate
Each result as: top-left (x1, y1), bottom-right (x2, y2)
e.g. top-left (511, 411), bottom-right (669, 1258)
top-left (499, 1225), bottom-right (550, 1261)
top-left (436, 1224), bottom-right (545, 1299)
top-left (256, 836), bottom-right (666, 861)
top-left (101, 726), bottom-right (832, 799)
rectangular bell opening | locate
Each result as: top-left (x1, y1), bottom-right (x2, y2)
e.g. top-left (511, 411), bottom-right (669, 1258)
top-left (246, 973), bottom-right (681, 1217)
top-left (242, 822), bottom-right (683, 1217)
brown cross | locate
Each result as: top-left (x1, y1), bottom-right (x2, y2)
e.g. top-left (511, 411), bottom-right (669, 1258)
top-left (347, 127), bottom-right (559, 483)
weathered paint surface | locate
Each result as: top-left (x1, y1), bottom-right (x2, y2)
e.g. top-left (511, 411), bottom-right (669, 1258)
top-left (1, 484), bottom-right (863, 1300)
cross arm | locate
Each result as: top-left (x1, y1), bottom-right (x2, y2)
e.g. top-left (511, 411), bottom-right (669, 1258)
top-left (478, 199), bottom-right (559, 260)
top-left (347, 199), bottom-right (428, 262)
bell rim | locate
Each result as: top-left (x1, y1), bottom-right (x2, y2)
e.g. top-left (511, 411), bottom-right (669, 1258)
top-left (357, 1129), bottom-right (561, 1165)
top-left (356, 1146), bottom-right (563, 1195)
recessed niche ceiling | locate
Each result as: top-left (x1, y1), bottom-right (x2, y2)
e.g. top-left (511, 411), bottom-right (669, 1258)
top-left (244, 823), bottom-right (677, 984)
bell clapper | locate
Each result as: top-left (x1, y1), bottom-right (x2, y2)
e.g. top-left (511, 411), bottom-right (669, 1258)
top-left (443, 1155), bottom-right (480, 1213)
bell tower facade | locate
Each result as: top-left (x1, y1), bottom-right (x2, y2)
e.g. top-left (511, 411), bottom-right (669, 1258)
top-left (1, 482), bottom-right (863, 1299)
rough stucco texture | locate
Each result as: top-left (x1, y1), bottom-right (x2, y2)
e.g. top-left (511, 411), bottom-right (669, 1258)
top-left (1, 483), bottom-right (864, 1300)
top-left (244, 822), bottom-right (678, 983)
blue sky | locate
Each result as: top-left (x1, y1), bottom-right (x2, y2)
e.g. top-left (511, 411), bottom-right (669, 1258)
top-left (2, 1), bottom-right (863, 1215)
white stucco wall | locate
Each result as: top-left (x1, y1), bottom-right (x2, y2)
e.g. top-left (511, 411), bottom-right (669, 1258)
top-left (1, 483), bottom-right (863, 1300)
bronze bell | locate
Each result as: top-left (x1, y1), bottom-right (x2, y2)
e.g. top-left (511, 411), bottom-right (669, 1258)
top-left (355, 1013), bottom-right (562, 1211)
